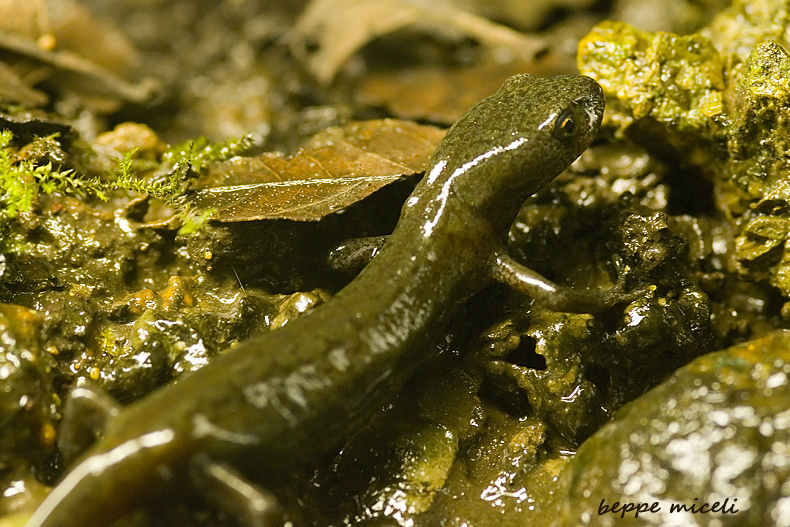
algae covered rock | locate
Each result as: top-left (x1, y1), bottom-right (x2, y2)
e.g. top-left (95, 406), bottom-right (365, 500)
top-left (0, 304), bottom-right (58, 464)
top-left (0, 304), bottom-right (59, 517)
top-left (578, 2), bottom-right (790, 309)
top-left (730, 41), bottom-right (790, 300)
top-left (578, 20), bottom-right (725, 132)
top-left (553, 330), bottom-right (790, 527)
top-left (704, 0), bottom-right (790, 61)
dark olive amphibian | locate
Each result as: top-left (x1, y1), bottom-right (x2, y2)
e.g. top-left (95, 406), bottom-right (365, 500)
top-left (27, 74), bottom-right (623, 527)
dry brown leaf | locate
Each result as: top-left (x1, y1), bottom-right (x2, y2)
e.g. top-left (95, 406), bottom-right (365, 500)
top-left (190, 119), bottom-right (445, 222)
top-left (0, 31), bottom-right (157, 106)
top-left (0, 61), bottom-right (48, 106)
top-left (466, 0), bottom-right (598, 32)
top-left (0, 0), bottom-right (156, 108)
top-left (48, 0), bottom-right (140, 76)
top-left (0, 0), bottom-right (48, 40)
top-left (357, 55), bottom-right (576, 124)
top-left (290, 0), bottom-right (547, 84)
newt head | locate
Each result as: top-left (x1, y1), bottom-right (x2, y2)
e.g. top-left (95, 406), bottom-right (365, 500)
top-left (420, 73), bottom-right (605, 235)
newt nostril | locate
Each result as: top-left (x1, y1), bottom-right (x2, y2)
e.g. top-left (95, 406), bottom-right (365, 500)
top-left (502, 336), bottom-right (546, 370)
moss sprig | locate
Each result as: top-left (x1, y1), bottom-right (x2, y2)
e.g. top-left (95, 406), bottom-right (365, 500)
top-left (0, 131), bottom-right (253, 249)
top-left (112, 148), bottom-right (191, 214)
top-left (0, 130), bottom-right (107, 221)
top-left (163, 134), bottom-right (259, 173)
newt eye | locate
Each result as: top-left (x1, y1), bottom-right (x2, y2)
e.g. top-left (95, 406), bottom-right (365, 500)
top-left (553, 108), bottom-right (576, 142)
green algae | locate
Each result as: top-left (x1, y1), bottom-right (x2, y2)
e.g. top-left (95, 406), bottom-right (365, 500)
top-left (578, 1), bottom-right (790, 304)
top-left (579, 20), bottom-right (726, 132)
top-left (553, 330), bottom-right (790, 527)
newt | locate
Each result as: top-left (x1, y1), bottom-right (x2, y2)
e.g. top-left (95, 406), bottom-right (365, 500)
top-left (27, 73), bottom-right (625, 527)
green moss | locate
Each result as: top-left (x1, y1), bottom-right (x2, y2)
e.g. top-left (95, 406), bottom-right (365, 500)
top-left (112, 148), bottom-right (190, 211)
top-left (0, 131), bottom-right (260, 250)
top-left (0, 131), bottom-right (108, 253)
top-left (113, 135), bottom-right (257, 233)
top-left (0, 131), bottom-right (106, 220)
top-left (163, 134), bottom-right (259, 173)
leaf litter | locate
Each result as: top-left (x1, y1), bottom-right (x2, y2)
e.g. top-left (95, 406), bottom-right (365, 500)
top-left (289, 0), bottom-right (549, 84)
top-left (190, 119), bottom-right (445, 221)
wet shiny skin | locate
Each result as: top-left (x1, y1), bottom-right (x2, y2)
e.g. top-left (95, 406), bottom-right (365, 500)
top-left (27, 73), bottom-right (605, 527)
